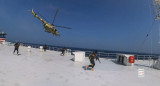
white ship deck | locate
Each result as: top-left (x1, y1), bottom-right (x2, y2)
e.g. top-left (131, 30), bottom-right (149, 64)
top-left (0, 44), bottom-right (160, 86)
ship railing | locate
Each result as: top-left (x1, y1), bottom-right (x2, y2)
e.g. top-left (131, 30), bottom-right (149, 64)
top-left (7, 42), bottom-right (159, 60)
top-left (136, 55), bottom-right (157, 60)
top-left (4, 42), bottom-right (14, 46)
top-left (21, 44), bottom-right (118, 58)
top-left (22, 44), bottom-right (63, 51)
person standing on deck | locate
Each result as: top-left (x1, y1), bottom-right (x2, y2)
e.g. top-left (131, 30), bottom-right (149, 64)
top-left (61, 47), bottom-right (66, 56)
top-left (43, 45), bottom-right (47, 52)
top-left (13, 42), bottom-right (20, 55)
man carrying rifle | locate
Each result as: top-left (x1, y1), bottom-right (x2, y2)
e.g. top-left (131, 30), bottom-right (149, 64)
top-left (85, 50), bottom-right (101, 71)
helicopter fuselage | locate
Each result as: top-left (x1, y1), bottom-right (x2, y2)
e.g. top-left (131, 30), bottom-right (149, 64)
top-left (44, 23), bottom-right (59, 36)
top-left (31, 9), bottom-right (59, 36)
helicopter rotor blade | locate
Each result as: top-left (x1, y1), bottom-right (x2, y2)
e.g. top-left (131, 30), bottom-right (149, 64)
top-left (52, 8), bottom-right (59, 24)
top-left (55, 25), bottom-right (72, 29)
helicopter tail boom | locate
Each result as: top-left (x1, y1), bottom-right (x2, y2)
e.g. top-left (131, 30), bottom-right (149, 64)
top-left (31, 9), bottom-right (47, 24)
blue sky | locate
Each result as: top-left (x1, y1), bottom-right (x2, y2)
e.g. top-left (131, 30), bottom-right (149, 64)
top-left (0, 0), bottom-right (160, 54)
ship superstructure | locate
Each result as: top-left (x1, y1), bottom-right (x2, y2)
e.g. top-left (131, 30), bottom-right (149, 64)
top-left (0, 32), bottom-right (7, 44)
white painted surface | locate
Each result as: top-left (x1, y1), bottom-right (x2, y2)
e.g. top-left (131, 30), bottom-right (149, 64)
top-left (153, 58), bottom-right (160, 69)
top-left (66, 49), bottom-right (71, 55)
top-left (0, 44), bottom-right (160, 86)
top-left (138, 69), bottom-right (145, 77)
top-left (73, 51), bottom-right (85, 62)
top-left (39, 46), bottom-right (44, 52)
top-left (27, 46), bottom-right (31, 52)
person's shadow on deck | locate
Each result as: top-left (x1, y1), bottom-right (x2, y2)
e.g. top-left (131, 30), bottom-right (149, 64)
top-left (82, 66), bottom-right (91, 70)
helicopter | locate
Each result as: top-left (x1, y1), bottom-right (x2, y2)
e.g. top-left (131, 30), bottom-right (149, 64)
top-left (31, 9), bottom-right (72, 36)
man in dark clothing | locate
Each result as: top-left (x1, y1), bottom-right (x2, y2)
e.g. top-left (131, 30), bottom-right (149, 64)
top-left (85, 51), bottom-right (101, 71)
top-left (61, 48), bottom-right (66, 56)
top-left (43, 45), bottom-right (47, 52)
top-left (85, 52), bottom-right (96, 71)
top-left (13, 42), bottom-right (19, 55)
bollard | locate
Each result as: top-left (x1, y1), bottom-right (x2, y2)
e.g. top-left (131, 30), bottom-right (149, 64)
top-left (66, 49), bottom-right (71, 55)
top-left (27, 46), bottom-right (31, 52)
top-left (40, 46), bottom-right (44, 52)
